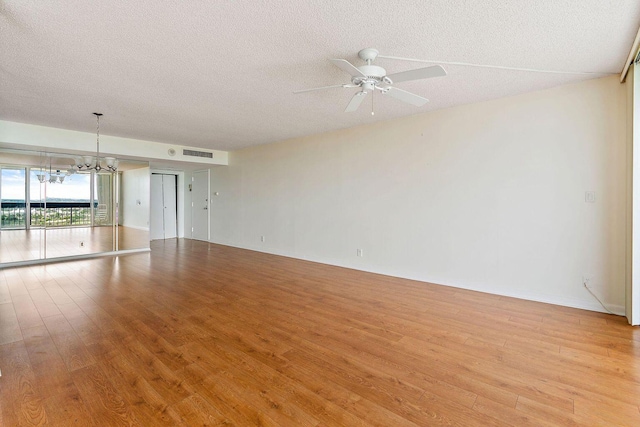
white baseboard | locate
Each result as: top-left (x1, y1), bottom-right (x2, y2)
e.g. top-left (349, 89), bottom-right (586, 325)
top-left (208, 239), bottom-right (626, 317)
top-left (121, 224), bottom-right (149, 231)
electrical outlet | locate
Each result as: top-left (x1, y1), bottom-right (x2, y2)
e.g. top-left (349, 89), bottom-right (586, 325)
top-left (357, 249), bottom-right (363, 257)
top-left (585, 191), bottom-right (596, 203)
top-left (260, 236), bottom-right (265, 242)
top-left (79, 241), bottom-right (84, 247)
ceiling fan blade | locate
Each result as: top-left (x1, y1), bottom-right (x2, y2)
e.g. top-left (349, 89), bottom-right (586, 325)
top-left (386, 65), bottom-right (446, 84)
top-left (293, 84), bottom-right (348, 94)
top-left (345, 91), bottom-right (368, 112)
top-left (330, 59), bottom-right (366, 77)
top-left (383, 87), bottom-right (429, 107)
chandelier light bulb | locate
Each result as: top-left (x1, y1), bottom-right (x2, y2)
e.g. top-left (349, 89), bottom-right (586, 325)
top-left (83, 155), bottom-right (93, 168)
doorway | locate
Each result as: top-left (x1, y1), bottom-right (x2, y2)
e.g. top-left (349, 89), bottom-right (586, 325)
top-left (192, 170), bottom-right (209, 241)
top-left (150, 173), bottom-right (177, 240)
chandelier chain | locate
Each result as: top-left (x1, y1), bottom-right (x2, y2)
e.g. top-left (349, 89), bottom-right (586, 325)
top-left (96, 114), bottom-right (100, 159)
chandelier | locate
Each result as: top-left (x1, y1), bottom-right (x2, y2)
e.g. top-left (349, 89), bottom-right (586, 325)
top-left (35, 168), bottom-right (68, 184)
top-left (35, 155), bottom-right (74, 184)
top-left (75, 113), bottom-right (118, 172)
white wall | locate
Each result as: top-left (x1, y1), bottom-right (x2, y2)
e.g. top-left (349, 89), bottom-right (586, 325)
top-left (210, 75), bottom-right (629, 315)
top-left (121, 167), bottom-right (150, 230)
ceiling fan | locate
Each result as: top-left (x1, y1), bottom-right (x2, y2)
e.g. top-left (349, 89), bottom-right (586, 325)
top-left (294, 48), bottom-right (446, 113)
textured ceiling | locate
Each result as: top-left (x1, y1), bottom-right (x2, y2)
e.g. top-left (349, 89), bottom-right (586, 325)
top-left (1, 1), bottom-right (639, 151)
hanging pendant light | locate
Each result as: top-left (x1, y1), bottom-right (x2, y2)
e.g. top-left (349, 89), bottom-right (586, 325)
top-left (47, 171), bottom-right (66, 184)
top-left (35, 151), bottom-right (46, 183)
top-left (36, 154), bottom-right (67, 184)
top-left (75, 113), bottom-right (118, 172)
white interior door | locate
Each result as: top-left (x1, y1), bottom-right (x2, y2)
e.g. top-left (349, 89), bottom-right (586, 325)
top-left (150, 173), bottom-right (178, 240)
top-left (150, 174), bottom-right (164, 240)
top-left (163, 175), bottom-right (177, 239)
top-left (192, 170), bottom-right (209, 241)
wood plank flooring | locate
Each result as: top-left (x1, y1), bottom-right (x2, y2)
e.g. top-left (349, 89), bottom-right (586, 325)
top-left (0, 239), bottom-right (639, 426)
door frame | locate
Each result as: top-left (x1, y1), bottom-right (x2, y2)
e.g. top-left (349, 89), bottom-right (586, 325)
top-left (630, 65), bottom-right (639, 325)
top-left (191, 169), bottom-right (210, 242)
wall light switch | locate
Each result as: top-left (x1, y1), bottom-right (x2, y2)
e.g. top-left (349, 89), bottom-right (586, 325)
top-left (585, 191), bottom-right (596, 203)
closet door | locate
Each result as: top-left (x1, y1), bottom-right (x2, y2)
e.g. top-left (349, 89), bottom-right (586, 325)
top-left (150, 174), bottom-right (165, 240)
top-left (150, 173), bottom-right (177, 240)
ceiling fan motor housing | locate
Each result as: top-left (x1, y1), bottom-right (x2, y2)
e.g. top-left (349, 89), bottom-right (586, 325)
top-left (352, 64), bottom-right (386, 87)
top-left (358, 65), bottom-right (385, 77)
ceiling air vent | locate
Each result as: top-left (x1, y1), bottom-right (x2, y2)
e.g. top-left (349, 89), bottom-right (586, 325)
top-left (183, 149), bottom-right (213, 159)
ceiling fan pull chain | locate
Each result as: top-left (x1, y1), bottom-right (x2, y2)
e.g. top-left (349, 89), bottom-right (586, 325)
top-left (371, 89), bottom-right (374, 115)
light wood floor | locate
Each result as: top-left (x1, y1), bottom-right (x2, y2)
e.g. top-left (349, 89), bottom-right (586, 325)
top-left (0, 226), bottom-right (149, 263)
top-left (0, 239), bottom-right (639, 426)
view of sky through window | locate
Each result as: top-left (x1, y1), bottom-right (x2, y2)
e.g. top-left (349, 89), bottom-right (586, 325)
top-left (2, 168), bottom-right (91, 201)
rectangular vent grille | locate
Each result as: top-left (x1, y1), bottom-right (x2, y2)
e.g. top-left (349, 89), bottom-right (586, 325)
top-left (183, 149), bottom-right (213, 159)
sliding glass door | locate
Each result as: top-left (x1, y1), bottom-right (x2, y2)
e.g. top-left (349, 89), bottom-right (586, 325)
top-left (0, 167), bottom-right (27, 229)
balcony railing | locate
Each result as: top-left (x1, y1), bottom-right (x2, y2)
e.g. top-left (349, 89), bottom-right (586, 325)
top-left (1, 202), bottom-right (101, 228)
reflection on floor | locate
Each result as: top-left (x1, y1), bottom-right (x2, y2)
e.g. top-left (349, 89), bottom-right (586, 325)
top-left (0, 226), bottom-right (150, 263)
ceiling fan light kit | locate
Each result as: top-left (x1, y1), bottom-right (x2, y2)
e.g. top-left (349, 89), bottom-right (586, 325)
top-left (294, 47), bottom-right (447, 113)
